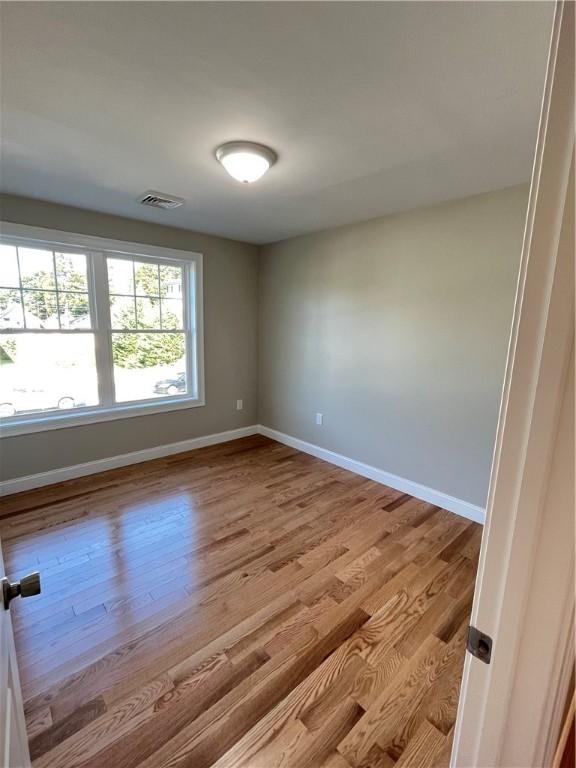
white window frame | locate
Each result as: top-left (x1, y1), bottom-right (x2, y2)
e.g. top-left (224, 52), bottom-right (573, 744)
top-left (0, 222), bottom-right (205, 437)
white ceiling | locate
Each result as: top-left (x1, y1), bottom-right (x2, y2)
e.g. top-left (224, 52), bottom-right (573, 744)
top-left (0, 2), bottom-right (553, 244)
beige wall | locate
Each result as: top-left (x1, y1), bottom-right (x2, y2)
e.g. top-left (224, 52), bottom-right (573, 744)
top-left (0, 194), bottom-right (259, 481)
top-left (1, 187), bottom-right (528, 504)
top-left (258, 185), bottom-right (529, 507)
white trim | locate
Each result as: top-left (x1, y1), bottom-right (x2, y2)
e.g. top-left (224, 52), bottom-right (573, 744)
top-left (0, 421), bottom-right (486, 521)
top-left (452, 3), bottom-right (575, 766)
top-left (540, 597), bottom-right (575, 765)
top-left (258, 425), bottom-right (485, 524)
top-left (0, 222), bottom-right (203, 264)
top-left (0, 426), bottom-right (258, 496)
top-left (0, 397), bottom-right (205, 437)
top-left (0, 221), bottom-right (205, 436)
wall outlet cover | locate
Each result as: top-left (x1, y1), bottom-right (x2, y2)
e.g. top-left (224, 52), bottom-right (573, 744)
top-left (316, 413), bottom-right (323, 425)
top-left (236, 400), bottom-right (243, 411)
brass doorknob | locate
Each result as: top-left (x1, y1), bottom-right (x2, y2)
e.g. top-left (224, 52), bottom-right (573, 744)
top-left (2, 572), bottom-right (41, 610)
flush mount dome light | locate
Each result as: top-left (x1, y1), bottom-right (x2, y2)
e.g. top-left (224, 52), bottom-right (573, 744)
top-left (216, 141), bottom-right (277, 183)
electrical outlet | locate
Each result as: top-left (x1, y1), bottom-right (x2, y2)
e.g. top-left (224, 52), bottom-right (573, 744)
top-left (236, 399), bottom-right (243, 411)
top-left (316, 412), bottom-right (323, 425)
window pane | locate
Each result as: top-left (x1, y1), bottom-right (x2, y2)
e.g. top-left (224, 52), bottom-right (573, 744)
top-left (0, 333), bottom-right (99, 418)
top-left (107, 258), bottom-right (134, 295)
top-left (161, 298), bottom-right (183, 329)
top-left (136, 297), bottom-right (160, 329)
top-left (18, 247), bottom-right (56, 290)
top-left (56, 252), bottom-right (88, 292)
top-left (110, 295), bottom-right (136, 329)
top-left (160, 265), bottom-right (183, 298)
top-left (0, 289), bottom-right (24, 329)
top-left (22, 290), bottom-right (58, 328)
top-left (0, 245), bottom-right (20, 288)
top-left (59, 293), bottom-right (91, 329)
top-left (134, 262), bottom-right (160, 298)
top-left (112, 332), bottom-right (186, 402)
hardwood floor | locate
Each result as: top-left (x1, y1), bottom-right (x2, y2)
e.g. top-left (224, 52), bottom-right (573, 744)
top-left (0, 435), bottom-right (482, 768)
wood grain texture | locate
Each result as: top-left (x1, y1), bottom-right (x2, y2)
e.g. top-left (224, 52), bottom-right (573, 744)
top-left (0, 435), bottom-right (481, 767)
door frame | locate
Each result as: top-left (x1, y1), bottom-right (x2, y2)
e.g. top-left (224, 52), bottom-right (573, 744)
top-left (452, 1), bottom-right (575, 765)
top-left (0, 542), bottom-right (32, 768)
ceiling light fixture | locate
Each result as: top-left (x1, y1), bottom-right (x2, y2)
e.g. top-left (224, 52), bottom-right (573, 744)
top-left (216, 141), bottom-right (277, 184)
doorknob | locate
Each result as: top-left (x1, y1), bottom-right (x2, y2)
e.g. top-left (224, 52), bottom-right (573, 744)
top-left (2, 572), bottom-right (41, 610)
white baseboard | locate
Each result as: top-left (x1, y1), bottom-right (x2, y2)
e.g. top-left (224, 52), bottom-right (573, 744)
top-left (0, 423), bottom-right (486, 524)
top-left (258, 425), bottom-right (486, 525)
top-left (0, 425), bottom-right (259, 497)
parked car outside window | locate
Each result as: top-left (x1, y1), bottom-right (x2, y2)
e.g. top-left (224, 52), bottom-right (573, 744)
top-left (153, 372), bottom-right (186, 396)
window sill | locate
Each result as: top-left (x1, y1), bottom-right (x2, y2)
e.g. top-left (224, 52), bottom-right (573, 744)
top-left (0, 397), bottom-right (206, 437)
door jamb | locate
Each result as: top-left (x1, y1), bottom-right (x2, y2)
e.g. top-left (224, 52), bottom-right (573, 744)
top-left (451, 2), bottom-right (575, 765)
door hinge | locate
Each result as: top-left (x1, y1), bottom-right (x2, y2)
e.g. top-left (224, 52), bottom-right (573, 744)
top-left (467, 625), bottom-right (492, 664)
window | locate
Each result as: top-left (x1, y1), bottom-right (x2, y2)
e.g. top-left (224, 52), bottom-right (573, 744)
top-left (0, 225), bottom-right (203, 436)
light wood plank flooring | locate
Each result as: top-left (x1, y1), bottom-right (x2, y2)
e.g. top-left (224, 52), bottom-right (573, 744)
top-left (0, 435), bottom-right (481, 768)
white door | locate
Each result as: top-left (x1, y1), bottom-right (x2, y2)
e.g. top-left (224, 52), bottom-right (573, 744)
top-left (0, 543), bottom-right (33, 768)
top-left (452, 1), bottom-right (575, 766)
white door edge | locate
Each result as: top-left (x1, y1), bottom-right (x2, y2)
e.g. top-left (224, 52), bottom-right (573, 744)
top-left (451, 2), bottom-right (575, 765)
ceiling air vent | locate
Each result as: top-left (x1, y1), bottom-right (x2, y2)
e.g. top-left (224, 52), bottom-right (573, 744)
top-left (138, 191), bottom-right (185, 210)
